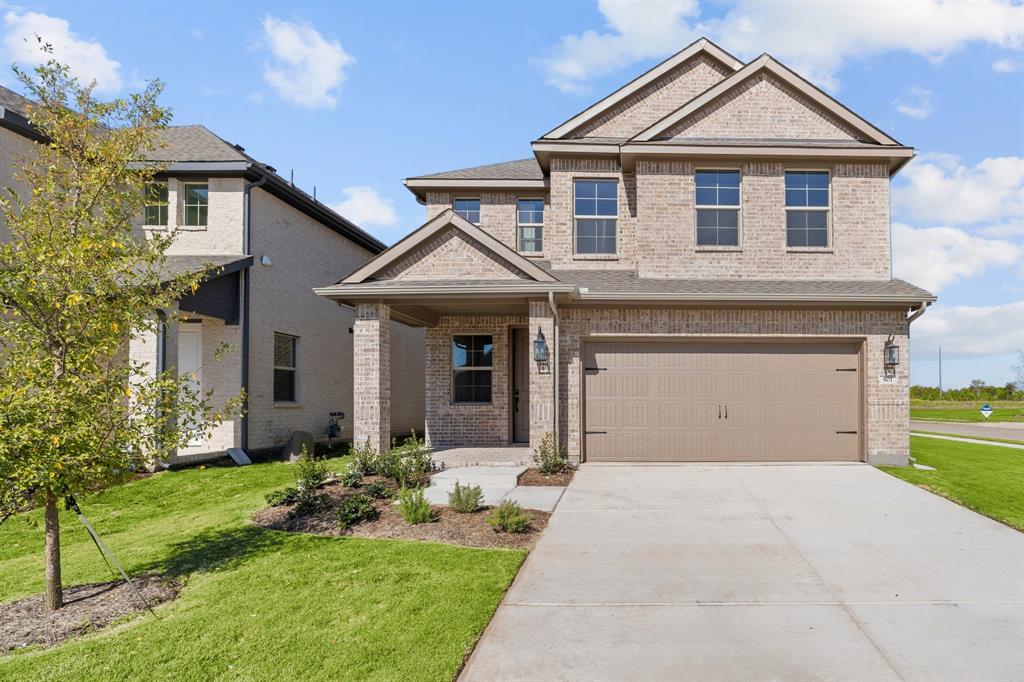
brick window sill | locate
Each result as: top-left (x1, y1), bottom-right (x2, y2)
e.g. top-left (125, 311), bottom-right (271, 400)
top-left (787, 247), bottom-right (834, 254)
top-left (572, 254), bottom-right (619, 261)
top-left (179, 225), bottom-right (208, 231)
top-left (694, 247), bottom-right (742, 253)
top-left (521, 252), bottom-right (546, 259)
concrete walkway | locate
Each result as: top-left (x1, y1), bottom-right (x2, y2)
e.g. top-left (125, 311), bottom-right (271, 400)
top-left (911, 419), bottom-right (1024, 442)
top-left (911, 431), bottom-right (1024, 450)
top-left (424, 466), bottom-right (565, 512)
top-left (461, 464), bottom-right (1024, 682)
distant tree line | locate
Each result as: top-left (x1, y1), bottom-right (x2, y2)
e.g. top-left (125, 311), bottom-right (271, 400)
top-left (911, 382), bottom-right (1023, 401)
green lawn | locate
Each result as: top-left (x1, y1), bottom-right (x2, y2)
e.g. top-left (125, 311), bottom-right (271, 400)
top-left (910, 399), bottom-right (1024, 423)
top-left (0, 459), bottom-right (525, 680)
top-left (883, 437), bottom-right (1024, 531)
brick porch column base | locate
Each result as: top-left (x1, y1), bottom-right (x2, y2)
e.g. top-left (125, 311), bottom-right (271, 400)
top-left (354, 302), bottom-right (390, 452)
top-left (528, 300), bottom-right (555, 453)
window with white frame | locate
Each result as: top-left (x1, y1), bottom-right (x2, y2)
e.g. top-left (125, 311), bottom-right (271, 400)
top-left (182, 182), bottom-right (209, 227)
top-left (453, 198), bottom-right (481, 224)
top-left (574, 179), bottom-right (617, 254)
top-left (517, 198), bottom-right (544, 253)
top-left (273, 333), bottom-right (298, 402)
top-left (452, 334), bottom-right (492, 403)
top-left (785, 171), bottom-right (830, 247)
top-left (695, 170), bottom-right (740, 246)
top-left (144, 181), bottom-right (168, 226)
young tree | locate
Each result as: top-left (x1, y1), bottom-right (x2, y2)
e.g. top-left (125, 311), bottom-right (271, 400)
top-left (0, 50), bottom-right (236, 610)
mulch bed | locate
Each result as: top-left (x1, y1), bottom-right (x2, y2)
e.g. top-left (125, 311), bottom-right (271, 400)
top-left (0, 575), bottom-right (179, 654)
top-left (518, 467), bottom-right (575, 487)
top-left (252, 479), bottom-right (548, 550)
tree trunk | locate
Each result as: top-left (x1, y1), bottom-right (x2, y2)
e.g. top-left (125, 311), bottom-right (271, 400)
top-left (44, 492), bottom-right (63, 611)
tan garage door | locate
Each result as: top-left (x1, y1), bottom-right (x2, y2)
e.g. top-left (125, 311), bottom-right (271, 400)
top-left (583, 341), bottom-right (861, 462)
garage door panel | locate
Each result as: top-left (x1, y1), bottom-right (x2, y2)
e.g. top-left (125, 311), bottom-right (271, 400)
top-left (584, 341), bottom-right (860, 462)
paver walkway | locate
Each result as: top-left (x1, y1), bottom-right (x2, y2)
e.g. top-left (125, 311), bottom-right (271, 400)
top-left (461, 463), bottom-right (1024, 681)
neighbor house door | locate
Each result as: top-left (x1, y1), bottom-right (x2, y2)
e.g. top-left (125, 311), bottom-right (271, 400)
top-left (512, 327), bottom-right (530, 443)
top-left (177, 324), bottom-right (204, 447)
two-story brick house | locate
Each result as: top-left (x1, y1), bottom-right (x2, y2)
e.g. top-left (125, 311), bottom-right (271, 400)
top-left (317, 38), bottom-right (934, 466)
top-left (0, 86), bottom-right (425, 464)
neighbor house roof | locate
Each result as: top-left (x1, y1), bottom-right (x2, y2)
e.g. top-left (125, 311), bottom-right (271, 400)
top-left (158, 254), bottom-right (254, 282)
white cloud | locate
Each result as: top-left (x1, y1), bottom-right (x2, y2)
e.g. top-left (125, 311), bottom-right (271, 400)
top-left (261, 16), bottom-right (353, 109)
top-left (980, 223), bottom-right (1024, 240)
top-left (894, 154), bottom-right (1024, 226)
top-left (540, 0), bottom-right (1023, 93)
top-left (913, 301), bottom-right (1024, 358)
top-left (892, 223), bottom-right (1021, 293)
top-left (893, 85), bottom-right (933, 119)
top-left (2, 10), bottom-right (122, 93)
top-left (992, 57), bottom-right (1020, 73)
top-left (330, 186), bottom-right (398, 227)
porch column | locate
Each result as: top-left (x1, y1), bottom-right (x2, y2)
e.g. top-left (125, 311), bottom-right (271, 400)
top-left (528, 300), bottom-right (555, 452)
top-left (354, 302), bottom-right (391, 452)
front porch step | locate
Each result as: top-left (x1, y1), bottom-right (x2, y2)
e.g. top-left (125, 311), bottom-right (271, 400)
top-left (429, 466), bottom-right (527, 490)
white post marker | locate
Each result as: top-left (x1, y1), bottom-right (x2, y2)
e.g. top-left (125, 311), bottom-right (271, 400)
top-left (980, 404), bottom-right (993, 419)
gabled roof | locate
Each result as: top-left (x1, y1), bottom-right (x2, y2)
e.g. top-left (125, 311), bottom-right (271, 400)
top-left (410, 158), bottom-right (543, 181)
top-left (631, 54), bottom-right (900, 145)
top-left (337, 209), bottom-right (558, 285)
top-left (542, 38), bottom-right (743, 140)
top-left (149, 126), bottom-right (249, 162)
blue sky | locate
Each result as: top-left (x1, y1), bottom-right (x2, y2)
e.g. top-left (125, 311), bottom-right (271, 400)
top-left (2, 0), bottom-right (1022, 388)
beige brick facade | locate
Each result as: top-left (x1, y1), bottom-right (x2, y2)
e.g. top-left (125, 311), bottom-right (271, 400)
top-left (353, 303), bottom-right (391, 451)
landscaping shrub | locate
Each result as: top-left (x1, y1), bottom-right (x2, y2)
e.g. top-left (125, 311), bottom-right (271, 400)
top-left (340, 467), bottom-right (363, 489)
top-left (448, 481), bottom-right (484, 513)
top-left (364, 482), bottom-right (392, 500)
top-left (397, 487), bottom-right (435, 524)
top-left (382, 432), bottom-right (433, 488)
top-left (348, 440), bottom-right (381, 475)
top-left (487, 500), bottom-right (531, 533)
top-left (533, 432), bottom-right (567, 475)
top-left (289, 493), bottom-right (328, 519)
top-left (295, 449), bottom-right (329, 492)
top-left (335, 494), bottom-right (379, 530)
top-left (265, 486), bottom-right (299, 507)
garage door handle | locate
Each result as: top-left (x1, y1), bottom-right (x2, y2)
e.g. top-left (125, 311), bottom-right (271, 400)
top-left (718, 405), bottom-right (721, 419)
top-left (585, 430), bottom-right (607, 435)
top-left (836, 430), bottom-right (858, 434)
top-left (836, 368), bottom-right (857, 372)
top-left (724, 405), bottom-right (728, 419)
top-left (584, 367), bottom-right (605, 372)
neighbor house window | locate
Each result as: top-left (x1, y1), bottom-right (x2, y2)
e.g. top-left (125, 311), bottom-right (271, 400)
top-left (574, 179), bottom-right (617, 254)
top-left (144, 181), bottom-right (168, 226)
top-left (453, 198), bottom-right (480, 224)
top-left (695, 170), bottom-right (740, 246)
top-left (182, 182), bottom-right (209, 227)
top-left (517, 198), bottom-right (544, 253)
top-left (274, 333), bottom-right (298, 402)
top-left (785, 171), bottom-right (830, 247)
top-left (452, 334), bottom-right (492, 403)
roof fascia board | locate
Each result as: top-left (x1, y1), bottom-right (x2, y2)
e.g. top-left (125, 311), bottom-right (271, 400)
top-left (337, 210), bottom-right (558, 285)
top-left (531, 140), bottom-right (622, 155)
top-left (577, 292), bottom-right (936, 304)
top-left (542, 38), bottom-right (744, 140)
top-left (631, 55), bottom-right (900, 145)
top-left (315, 283), bottom-right (577, 298)
top-left (0, 107), bottom-right (46, 142)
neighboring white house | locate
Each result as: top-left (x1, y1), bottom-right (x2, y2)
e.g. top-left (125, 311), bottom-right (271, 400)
top-left (0, 86), bottom-right (425, 464)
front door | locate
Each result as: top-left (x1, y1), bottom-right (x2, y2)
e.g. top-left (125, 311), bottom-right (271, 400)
top-left (512, 327), bottom-right (530, 443)
top-left (177, 324), bottom-right (204, 447)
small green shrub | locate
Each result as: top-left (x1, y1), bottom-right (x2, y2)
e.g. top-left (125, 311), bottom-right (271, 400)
top-left (382, 431), bottom-right (433, 487)
top-left (295, 448), bottom-right (329, 492)
top-left (265, 486), bottom-right (299, 507)
top-left (487, 500), bottom-right (531, 533)
top-left (336, 494), bottom-right (379, 529)
top-left (364, 482), bottom-right (392, 500)
top-left (448, 481), bottom-right (484, 513)
top-left (533, 432), bottom-right (567, 475)
top-left (289, 492), bottom-right (328, 519)
top-left (348, 440), bottom-right (380, 475)
top-left (397, 487), bottom-right (435, 524)
top-left (339, 467), bottom-right (363, 489)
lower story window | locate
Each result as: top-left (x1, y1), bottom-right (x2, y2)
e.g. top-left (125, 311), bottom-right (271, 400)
top-left (696, 208), bottom-right (739, 246)
top-left (575, 218), bottom-right (617, 254)
top-left (274, 333), bottom-right (298, 402)
top-left (452, 334), bottom-right (493, 403)
top-left (786, 210), bottom-right (829, 247)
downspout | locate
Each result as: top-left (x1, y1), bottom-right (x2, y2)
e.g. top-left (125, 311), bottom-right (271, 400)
top-left (907, 301), bottom-right (929, 324)
top-left (241, 171), bottom-right (268, 451)
top-left (547, 291), bottom-right (560, 451)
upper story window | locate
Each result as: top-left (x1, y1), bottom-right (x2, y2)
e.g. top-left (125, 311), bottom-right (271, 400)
top-left (182, 182), bottom-right (209, 227)
top-left (452, 334), bottom-right (492, 403)
top-left (144, 181), bottom-right (168, 226)
top-left (517, 199), bottom-right (544, 253)
top-left (273, 332), bottom-right (298, 402)
top-left (453, 198), bottom-right (481, 224)
top-left (574, 179), bottom-right (617, 254)
top-left (785, 171), bottom-right (830, 247)
top-left (695, 170), bottom-right (740, 247)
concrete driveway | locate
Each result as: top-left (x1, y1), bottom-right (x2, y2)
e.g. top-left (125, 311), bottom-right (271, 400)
top-left (461, 464), bottom-right (1024, 682)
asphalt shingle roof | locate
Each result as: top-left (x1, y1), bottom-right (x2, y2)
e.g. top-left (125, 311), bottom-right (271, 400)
top-left (148, 125), bottom-right (249, 162)
top-left (410, 158), bottom-right (544, 181)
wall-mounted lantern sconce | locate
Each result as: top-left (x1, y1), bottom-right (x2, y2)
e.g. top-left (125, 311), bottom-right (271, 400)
top-left (883, 334), bottom-right (899, 367)
top-left (533, 328), bottom-right (549, 364)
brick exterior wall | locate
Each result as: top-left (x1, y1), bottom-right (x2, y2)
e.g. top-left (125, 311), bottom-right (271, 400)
top-left (424, 315), bottom-right (524, 448)
top-left (528, 300), bottom-right (555, 446)
top-left (0, 127), bottom-right (35, 242)
top-left (354, 303), bottom-right (391, 451)
top-left (572, 55), bottom-right (732, 138)
top-left (161, 177), bottom-right (246, 255)
top-left (381, 226), bottom-right (530, 280)
top-left (665, 72), bottom-right (861, 140)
